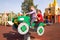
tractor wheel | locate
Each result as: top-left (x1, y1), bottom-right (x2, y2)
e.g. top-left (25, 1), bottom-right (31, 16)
top-left (18, 23), bottom-right (29, 35)
top-left (37, 26), bottom-right (44, 36)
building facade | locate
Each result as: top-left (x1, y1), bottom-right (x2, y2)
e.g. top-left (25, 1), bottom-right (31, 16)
top-left (44, 0), bottom-right (60, 23)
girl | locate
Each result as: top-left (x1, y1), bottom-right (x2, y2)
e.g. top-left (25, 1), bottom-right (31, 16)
top-left (37, 10), bottom-right (44, 22)
top-left (27, 6), bottom-right (37, 26)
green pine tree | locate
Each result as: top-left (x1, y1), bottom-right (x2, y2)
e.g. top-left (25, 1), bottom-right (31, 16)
top-left (21, 0), bottom-right (37, 13)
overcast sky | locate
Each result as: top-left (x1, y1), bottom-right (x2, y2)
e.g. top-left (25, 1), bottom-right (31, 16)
top-left (0, 0), bottom-right (60, 15)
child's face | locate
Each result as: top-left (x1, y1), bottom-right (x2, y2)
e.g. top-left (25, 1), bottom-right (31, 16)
top-left (38, 11), bottom-right (41, 14)
top-left (30, 6), bottom-right (34, 10)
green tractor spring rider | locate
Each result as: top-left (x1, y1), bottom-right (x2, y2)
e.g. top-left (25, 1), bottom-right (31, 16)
top-left (11, 14), bottom-right (45, 40)
top-left (10, 15), bottom-right (45, 40)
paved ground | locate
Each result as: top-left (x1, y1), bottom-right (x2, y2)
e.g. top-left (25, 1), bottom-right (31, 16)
top-left (0, 23), bottom-right (60, 40)
top-left (30, 23), bottom-right (60, 40)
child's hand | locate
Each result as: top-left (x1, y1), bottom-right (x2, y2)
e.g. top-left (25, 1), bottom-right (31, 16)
top-left (38, 17), bottom-right (41, 20)
top-left (26, 13), bottom-right (28, 14)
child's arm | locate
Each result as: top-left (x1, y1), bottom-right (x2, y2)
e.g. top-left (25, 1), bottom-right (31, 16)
top-left (26, 10), bottom-right (36, 14)
top-left (37, 17), bottom-right (41, 20)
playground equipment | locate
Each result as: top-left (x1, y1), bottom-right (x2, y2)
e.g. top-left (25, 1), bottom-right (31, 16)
top-left (12, 14), bottom-right (45, 40)
top-left (12, 14), bottom-right (45, 35)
